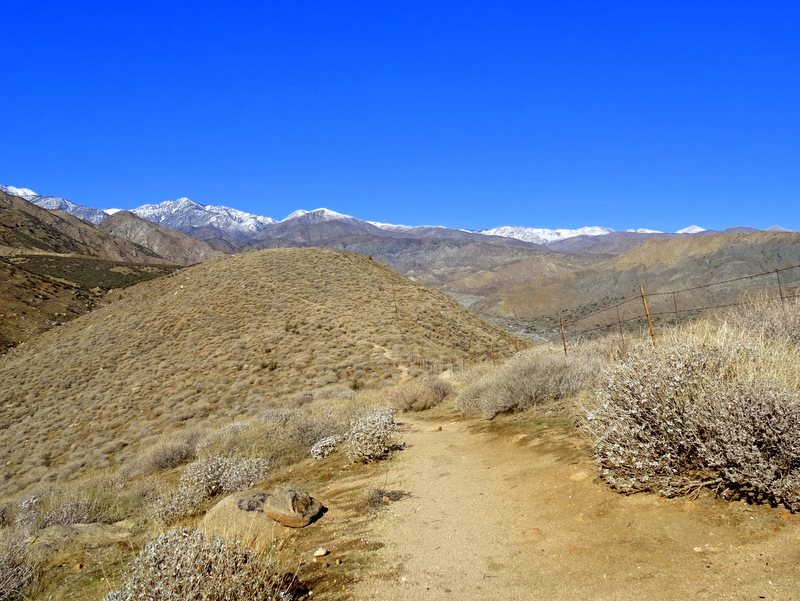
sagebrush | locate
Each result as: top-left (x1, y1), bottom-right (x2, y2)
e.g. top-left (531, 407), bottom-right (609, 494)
top-left (582, 333), bottom-right (800, 509)
top-left (104, 528), bottom-right (290, 601)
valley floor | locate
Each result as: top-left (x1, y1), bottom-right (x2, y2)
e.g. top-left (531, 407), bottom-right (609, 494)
top-left (350, 416), bottom-right (800, 601)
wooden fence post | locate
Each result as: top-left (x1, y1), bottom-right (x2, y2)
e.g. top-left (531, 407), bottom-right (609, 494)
top-left (640, 286), bottom-right (657, 348)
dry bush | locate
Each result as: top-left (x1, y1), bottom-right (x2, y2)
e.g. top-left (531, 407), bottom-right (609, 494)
top-left (155, 457), bottom-right (270, 523)
top-left (456, 348), bottom-right (601, 419)
top-left (344, 407), bottom-right (400, 463)
top-left (582, 328), bottom-right (800, 509)
top-left (143, 430), bottom-right (202, 472)
top-left (104, 528), bottom-right (289, 601)
top-left (0, 526), bottom-right (39, 601)
top-left (728, 296), bottom-right (800, 345)
top-left (389, 378), bottom-right (452, 412)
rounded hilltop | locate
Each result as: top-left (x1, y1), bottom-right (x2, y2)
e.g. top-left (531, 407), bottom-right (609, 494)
top-left (0, 247), bottom-right (523, 497)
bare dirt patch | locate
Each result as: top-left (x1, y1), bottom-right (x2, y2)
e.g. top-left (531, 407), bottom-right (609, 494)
top-left (352, 416), bottom-right (800, 601)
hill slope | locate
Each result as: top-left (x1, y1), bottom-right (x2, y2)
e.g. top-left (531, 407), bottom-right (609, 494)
top-left (0, 190), bottom-right (173, 264)
top-left (0, 248), bottom-right (523, 497)
top-left (474, 231), bottom-right (800, 338)
top-left (97, 210), bottom-right (223, 265)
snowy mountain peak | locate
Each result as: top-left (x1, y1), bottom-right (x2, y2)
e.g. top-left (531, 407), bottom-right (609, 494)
top-left (478, 225), bottom-right (613, 245)
top-left (1, 184), bottom-right (109, 224)
top-left (131, 197), bottom-right (276, 240)
top-left (282, 208), bottom-right (352, 222)
top-left (677, 225), bottom-right (706, 234)
top-left (0, 185), bottom-right (39, 199)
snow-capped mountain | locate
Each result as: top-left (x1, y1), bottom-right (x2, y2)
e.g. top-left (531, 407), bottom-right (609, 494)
top-left (677, 225), bottom-right (706, 234)
top-left (132, 197), bottom-right (276, 240)
top-left (0, 185), bottom-right (108, 224)
top-left (281, 208), bottom-right (352, 223)
top-left (477, 225), bottom-right (614, 245)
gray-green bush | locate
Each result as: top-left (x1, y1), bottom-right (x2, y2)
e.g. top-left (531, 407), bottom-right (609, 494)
top-left (583, 337), bottom-right (800, 509)
top-left (104, 528), bottom-right (289, 601)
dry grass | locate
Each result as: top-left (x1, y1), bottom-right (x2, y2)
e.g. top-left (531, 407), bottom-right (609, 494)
top-left (0, 248), bottom-right (523, 499)
top-left (455, 346), bottom-right (602, 419)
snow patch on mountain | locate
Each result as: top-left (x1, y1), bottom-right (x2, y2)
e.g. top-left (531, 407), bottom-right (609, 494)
top-left (0, 185), bottom-right (39, 200)
top-left (478, 225), bottom-right (613, 245)
top-left (1, 185), bottom-right (109, 224)
top-left (281, 208), bottom-right (352, 222)
top-left (626, 228), bottom-right (662, 234)
top-left (677, 225), bottom-right (706, 234)
top-left (132, 198), bottom-right (276, 236)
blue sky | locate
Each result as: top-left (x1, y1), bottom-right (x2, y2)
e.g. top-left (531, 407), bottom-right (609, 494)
top-left (2, 1), bottom-right (798, 232)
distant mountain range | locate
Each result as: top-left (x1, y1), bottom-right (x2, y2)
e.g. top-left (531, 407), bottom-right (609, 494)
top-left (5, 184), bottom-right (789, 249)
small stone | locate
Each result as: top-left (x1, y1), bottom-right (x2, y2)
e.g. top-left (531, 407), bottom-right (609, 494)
top-left (574, 514), bottom-right (585, 522)
top-left (569, 471), bottom-right (589, 482)
top-left (336, 559), bottom-right (342, 565)
top-left (779, 513), bottom-right (792, 520)
top-left (313, 548), bottom-right (329, 557)
top-left (72, 563), bottom-right (83, 571)
top-left (512, 434), bottom-right (529, 445)
top-left (382, 496), bottom-right (390, 503)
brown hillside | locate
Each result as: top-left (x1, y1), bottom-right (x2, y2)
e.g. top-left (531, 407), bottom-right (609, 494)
top-left (473, 231), bottom-right (800, 338)
top-left (0, 190), bottom-right (174, 264)
top-left (97, 210), bottom-right (222, 265)
top-left (0, 248), bottom-right (523, 498)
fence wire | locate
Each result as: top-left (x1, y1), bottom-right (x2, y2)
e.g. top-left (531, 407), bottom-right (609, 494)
top-left (557, 263), bottom-right (800, 350)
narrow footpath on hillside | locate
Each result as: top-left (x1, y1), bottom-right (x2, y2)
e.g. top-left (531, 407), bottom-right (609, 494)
top-left (350, 416), bottom-right (800, 601)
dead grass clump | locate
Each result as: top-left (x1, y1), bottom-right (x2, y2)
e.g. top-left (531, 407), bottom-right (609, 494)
top-left (582, 329), bottom-right (800, 510)
top-left (103, 528), bottom-right (290, 601)
top-left (0, 526), bottom-right (39, 601)
top-left (728, 296), bottom-right (800, 345)
top-left (389, 377), bottom-right (452, 412)
top-left (456, 348), bottom-right (601, 419)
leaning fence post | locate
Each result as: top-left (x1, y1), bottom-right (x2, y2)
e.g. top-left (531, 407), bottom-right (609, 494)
top-left (640, 286), bottom-right (657, 348)
top-left (776, 269), bottom-right (786, 307)
top-left (560, 318), bottom-right (568, 356)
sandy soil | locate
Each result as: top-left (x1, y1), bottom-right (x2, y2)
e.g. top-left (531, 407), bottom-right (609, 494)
top-left (350, 416), bottom-right (800, 601)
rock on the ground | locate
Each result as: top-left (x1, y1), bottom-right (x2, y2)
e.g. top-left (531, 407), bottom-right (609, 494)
top-left (201, 487), bottom-right (324, 551)
top-left (262, 486), bottom-right (324, 528)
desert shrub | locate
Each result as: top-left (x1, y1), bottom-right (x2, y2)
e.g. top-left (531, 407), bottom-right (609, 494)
top-left (389, 378), bottom-right (452, 412)
top-left (0, 526), bottom-right (39, 601)
top-left (583, 338), bottom-right (800, 509)
top-left (144, 430), bottom-right (202, 471)
top-left (344, 408), bottom-right (400, 462)
top-left (728, 297), bottom-right (800, 345)
top-left (155, 456), bottom-right (270, 523)
top-left (182, 456), bottom-right (270, 497)
top-left (456, 348), bottom-right (600, 419)
top-left (310, 435), bottom-right (343, 461)
top-left (103, 528), bottom-right (289, 601)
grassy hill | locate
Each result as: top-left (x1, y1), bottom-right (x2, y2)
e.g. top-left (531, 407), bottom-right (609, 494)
top-left (0, 248), bottom-right (523, 498)
top-left (468, 231), bottom-right (800, 339)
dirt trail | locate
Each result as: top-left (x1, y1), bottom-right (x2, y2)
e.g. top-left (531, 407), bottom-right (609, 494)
top-left (352, 416), bottom-right (800, 601)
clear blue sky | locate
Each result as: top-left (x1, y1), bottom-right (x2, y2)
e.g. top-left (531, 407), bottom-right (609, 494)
top-left (2, 1), bottom-right (798, 232)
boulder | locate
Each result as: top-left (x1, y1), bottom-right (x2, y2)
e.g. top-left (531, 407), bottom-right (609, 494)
top-left (261, 486), bottom-right (323, 528)
top-left (201, 487), bottom-right (324, 551)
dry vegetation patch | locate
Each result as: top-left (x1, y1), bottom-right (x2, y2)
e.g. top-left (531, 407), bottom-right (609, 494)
top-left (0, 248), bottom-right (522, 500)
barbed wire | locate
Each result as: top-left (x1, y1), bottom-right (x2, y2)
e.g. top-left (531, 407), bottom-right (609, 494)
top-left (558, 261), bottom-right (800, 346)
